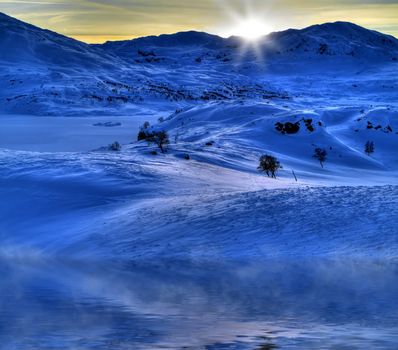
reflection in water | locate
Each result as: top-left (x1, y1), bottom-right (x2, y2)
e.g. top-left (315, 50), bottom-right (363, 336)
top-left (0, 258), bottom-right (397, 349)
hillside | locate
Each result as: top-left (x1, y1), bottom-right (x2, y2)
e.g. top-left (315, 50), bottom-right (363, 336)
top-left (263, 21), bottom-right (398, 60)
top-left (0, 12), bottom-right (119, 68)
top-left (0, 12), bottom-right (398, 258)
top-left (101, 21), bottom-right (398, 65)
top-left (0, 13), bottom-right (397, 115)
top-left (1, 99), bottom-right (398, 259)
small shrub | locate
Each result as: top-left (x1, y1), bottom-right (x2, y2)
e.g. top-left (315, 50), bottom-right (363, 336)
top-left (109, 141), bottom-right (121, 151)
top-left (319, 43), bottom-right (329, 55)
top-left (313, 148), bottom-right (327, 168)
top-left (258, 154), bottom-right (282, 179)
top-left (137, 130), bottom-right (148, 141)
top-left (138, 49), bottom-right (156, 57)
top-left (303, 118), bottom-right (314, 132)
top-left (137, 121), bottom-right (151, 141)
top-left (365, 141), bottom-right (375, 156)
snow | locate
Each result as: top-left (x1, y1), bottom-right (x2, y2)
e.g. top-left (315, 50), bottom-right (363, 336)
top-left (1, 12), bottom-right (398, 349)
top-left (1, 13), bottom-right (397, 117)
top-left (0, 115), bottom-right (158, 152)
top-left (0, 12), bottom-right (397, 261)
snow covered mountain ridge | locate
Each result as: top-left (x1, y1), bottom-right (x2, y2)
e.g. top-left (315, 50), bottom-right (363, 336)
top-left (2, 11), bottom-right (397, 64)
top-left (0, 12), bottom-right (397, 115)
top-left (101, 20), bottom-right (398, 63)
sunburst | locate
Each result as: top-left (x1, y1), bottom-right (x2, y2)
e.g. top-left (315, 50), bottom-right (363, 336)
top-left (233, 17), bottom-right (270, 41)
top-left (214, 1), bottom-right (274, 65)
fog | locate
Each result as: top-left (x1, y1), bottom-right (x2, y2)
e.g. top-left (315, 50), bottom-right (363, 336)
top-left (1, 257), bottom-right (397, 349)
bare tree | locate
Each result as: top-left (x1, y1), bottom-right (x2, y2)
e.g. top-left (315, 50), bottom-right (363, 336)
top-left (365, 141), bottom-right (375, 156)
top-left (258, 154), bottom-right (282, 179)
top-left (313, 148), bottom-right (327, 168)
top-left (147, 130), bottom-right (170, 153)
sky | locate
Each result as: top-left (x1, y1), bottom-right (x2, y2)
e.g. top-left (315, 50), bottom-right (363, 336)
top-left (0, 0), bottom-right (397, 43)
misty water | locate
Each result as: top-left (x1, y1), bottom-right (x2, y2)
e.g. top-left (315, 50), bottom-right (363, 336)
top-left (1, 258), bottom-right (397, 349)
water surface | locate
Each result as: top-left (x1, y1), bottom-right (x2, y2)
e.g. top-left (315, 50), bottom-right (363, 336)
top-left (0, 115), bottom-right (158, 152)
top-left (1, 258), bottom-right (397, 349)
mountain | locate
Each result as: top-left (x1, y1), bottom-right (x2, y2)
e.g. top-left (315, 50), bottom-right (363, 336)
top-left (261, 21), bottom-right (398, 61)
top-left (97, 30), bottom-right (229, 66)
top-left (0, 12), bottom-right (124, 70)
top-left (4, 12), bottom-right (395, 68)
top-left (0, 13), bottom-right (397, 115)
top-left (101, 31), bottom-right (225, 52)
top-left (100, 21), bottom-right (398, 64)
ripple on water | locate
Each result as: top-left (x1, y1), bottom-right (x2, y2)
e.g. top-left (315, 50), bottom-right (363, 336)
top-left (0, 258), bottom-right (397, 349)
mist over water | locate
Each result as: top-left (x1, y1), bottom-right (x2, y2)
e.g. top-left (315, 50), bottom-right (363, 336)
top-left (1, 257), bottom-right (397, 349)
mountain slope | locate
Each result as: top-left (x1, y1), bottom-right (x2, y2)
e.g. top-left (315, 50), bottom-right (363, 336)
top-left (100, 21), bottom-right (398, 65)
top-left (100, 30), bottom-right (226, 58)
top-left (0, 13), bottom-right (397, 116)
top-left (262, 21), bottom-right (398, 60)
top-left (0, 12), bottom-right (120, 69)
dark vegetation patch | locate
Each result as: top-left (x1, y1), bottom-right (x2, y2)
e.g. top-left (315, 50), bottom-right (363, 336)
top-left (138, 49), bottom-right (156, 57)
top-left (275, 118), bottom-right (318, 134)
top-left (275, 121), bottom-right (300, 134)
top-left (366, 121), bottom-right (394, 133)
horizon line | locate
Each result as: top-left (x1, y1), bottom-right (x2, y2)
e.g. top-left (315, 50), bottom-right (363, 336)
top-left (1, 11), bottom-right (397, 45)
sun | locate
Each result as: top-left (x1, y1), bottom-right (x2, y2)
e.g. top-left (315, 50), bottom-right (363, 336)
top-left (234, 17), bottom-right (270, 40)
